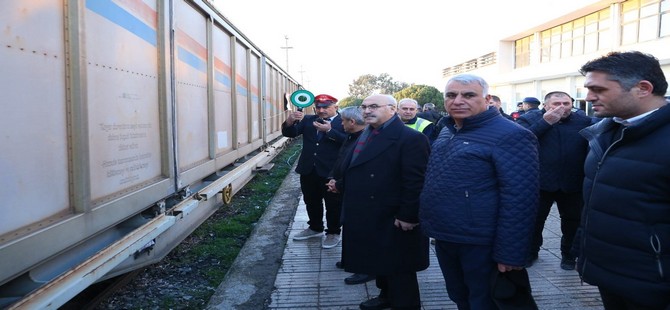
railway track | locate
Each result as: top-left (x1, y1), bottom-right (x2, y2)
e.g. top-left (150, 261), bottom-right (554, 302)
top-left (60, 270), bottom-right (143, 310)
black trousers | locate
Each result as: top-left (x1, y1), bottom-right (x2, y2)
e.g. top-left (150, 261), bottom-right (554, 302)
top-left (299, 170), bottom-right (342, 234)
top-left (531, 190), bottom-right (583, 258)
top-left (376, 272), bottom-right (421, 309)
top-left (599, 287), bottom-right (666, 310)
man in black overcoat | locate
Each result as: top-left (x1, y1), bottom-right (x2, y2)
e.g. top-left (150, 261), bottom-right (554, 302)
top-left (339, 94), bottom-right (430, 310)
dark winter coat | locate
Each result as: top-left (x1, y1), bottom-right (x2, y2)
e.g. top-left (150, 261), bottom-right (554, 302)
top-left (499, 108), bottom-right (514, 121)
top-left (328, 129), bottom-right (363, 192)
top-left (281, 114), bottom-right (346, 177)
top-left (420, 107), bottom-right (540, 267)
top-left (575, 103), bottom-right (670, 308)
top-left (340, 115), bottom-right (431, 275)
top-left (517, 109), bottom-right (592, 192)
top-left (417, 110), bottom-right (443, 123)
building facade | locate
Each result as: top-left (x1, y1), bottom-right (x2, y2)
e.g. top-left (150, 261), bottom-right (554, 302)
top-left (442, 0), bottom-right (670, 114)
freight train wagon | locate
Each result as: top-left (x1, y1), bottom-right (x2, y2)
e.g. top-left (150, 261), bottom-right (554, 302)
top-left (0, 0), bottom-right (301, 308)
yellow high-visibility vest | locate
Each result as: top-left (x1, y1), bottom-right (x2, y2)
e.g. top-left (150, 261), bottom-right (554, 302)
top-left (405, 117), bottom-right (431, 133)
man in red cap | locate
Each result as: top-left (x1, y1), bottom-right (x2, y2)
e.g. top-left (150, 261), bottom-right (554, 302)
top-left (282, 94), bottom-right (347, 249)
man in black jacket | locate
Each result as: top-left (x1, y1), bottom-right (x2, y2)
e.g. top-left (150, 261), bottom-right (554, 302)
top-left (517, 91), bottom-right (592, 270)
top-left (327, 106), bottom-right (366, 193)
top-left (417, 102), bottom-right (443, 123)
top-left (574, 51), bottom-right (670, 310)
top-left (488, 95), bottom-right (514, 121)
top-left (282, 94), bottom-right (346, 249)
top-left (510, 101), bottom-right (525, 121)
top-left (326, 106), bottom-right (375, 285)
top-left (399, 98), bottom-right (437, 143)
top-left (521, 96), bottom-right (541, 113)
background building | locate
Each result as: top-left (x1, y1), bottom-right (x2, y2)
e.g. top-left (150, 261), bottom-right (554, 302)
top-left (442, 0), bottom-right (670, 114)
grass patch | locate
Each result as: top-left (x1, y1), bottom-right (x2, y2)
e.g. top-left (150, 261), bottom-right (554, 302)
top-left (156, 139), bottom-right (302, 308)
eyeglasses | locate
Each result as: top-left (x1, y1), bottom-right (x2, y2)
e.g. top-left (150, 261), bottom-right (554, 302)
top-left (358, 104), bottom-right (393, 111)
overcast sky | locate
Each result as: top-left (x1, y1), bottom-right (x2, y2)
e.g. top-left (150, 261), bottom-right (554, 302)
top-left (212, 0), bottom-right (598, 100)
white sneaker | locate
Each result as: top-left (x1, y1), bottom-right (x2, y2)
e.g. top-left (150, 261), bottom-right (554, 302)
top-left (322, 234), bottom-right (341, 249)
top-left (293, 228), bottom-right (323, 240)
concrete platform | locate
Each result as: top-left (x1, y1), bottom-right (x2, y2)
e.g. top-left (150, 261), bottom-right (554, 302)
top-left (269, 196), bottom-right (602, 309)
top-left (208, 170), bottom-right (603, 309)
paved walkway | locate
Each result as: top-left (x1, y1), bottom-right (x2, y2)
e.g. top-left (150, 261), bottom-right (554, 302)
top-left (268, 197), bottom-right (603, 309)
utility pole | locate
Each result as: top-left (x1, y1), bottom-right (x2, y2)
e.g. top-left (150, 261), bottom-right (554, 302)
top-left (298, 65), bottom-right (306, 85)
top-left (280, 35), bottom-right (293, 73)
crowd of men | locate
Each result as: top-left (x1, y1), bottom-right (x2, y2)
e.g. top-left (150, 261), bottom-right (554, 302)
top-left (282, 51), bottom-right (670, 310)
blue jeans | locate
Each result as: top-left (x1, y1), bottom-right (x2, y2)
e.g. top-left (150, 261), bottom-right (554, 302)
top-left (434, 241), bottom-right (498, 310)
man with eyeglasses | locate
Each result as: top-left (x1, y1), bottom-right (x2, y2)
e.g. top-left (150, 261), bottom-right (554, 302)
top-left (420, 74), bottom-right (540, 309)
top-left (282, 94), bottom-right (347, 249)
top-left (339, 94), bottom-right (430, 310)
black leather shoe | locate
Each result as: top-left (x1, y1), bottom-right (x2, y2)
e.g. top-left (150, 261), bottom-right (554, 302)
top-left (359, 296), bottom-right (390, 310)
top-left (345, 273), bottom-right (375, 285)
top-left (560, 258), bottom-right (576, 270)
top-left (335, 261), bottom-right (343, 269)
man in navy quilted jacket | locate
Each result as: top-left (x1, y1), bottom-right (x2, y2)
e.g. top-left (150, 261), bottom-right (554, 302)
top-left (517, 91), bottom-right (592, 270)
top-left (420, 74), bottom-right (540, 309)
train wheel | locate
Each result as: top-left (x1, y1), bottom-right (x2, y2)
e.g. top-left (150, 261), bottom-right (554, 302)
top-left (221, 184), bottom-right (233, 205)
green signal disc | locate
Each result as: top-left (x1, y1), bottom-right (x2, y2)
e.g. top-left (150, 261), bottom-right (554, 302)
top-left (290, 90), bottom-right (315, 108)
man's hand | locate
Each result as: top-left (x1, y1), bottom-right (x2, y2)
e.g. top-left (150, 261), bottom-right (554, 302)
top-left (394, 219), bottom-right (419, 231)
top-left (313, 119), bottom-right (332, 132)
top-left (543, 106), bottom-right (566, 125)
top-left (497, 263), bottom-right (524, 272)
top-left (326, 179), bottom-right (338, 193)
top-left (286, 111), bottom-right (304, 124)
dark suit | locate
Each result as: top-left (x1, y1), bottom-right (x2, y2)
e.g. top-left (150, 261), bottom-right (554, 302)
top-left (282, 114), bottom-right (346, 234)
top-left (517, 109), bottom-right (592, 261)
top-left (328, 129), bottom-right (363, 193)
top-left (340, 115), bottom-right (430, 308)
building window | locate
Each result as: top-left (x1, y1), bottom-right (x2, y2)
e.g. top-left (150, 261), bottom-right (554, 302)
top-left (536, 7), bottom-right (611, 62)
top-left (515, 35), bottom-right (533, 68)
top-left (599, 8), bottom-right (612, 49)
top-left (551, 27), bottom-right (562, 61)
top-left (662, 0), bottom-right (670, 37)
top-left (621, 0), bottom-right (668, 45)
top-left (573, 18), bottom-right (585, 55)
top-left (540, 30), bottom-right (551, 63)
top-left (561, 23), bottom-right (574, 58)
top-left (584, 12), bottom-right (600, 53)
top-left (640, 0), bottom-right (660, 41)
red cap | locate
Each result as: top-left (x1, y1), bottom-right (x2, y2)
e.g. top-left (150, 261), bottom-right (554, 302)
top-left (314, 94), bottom-right (338, 107)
